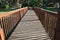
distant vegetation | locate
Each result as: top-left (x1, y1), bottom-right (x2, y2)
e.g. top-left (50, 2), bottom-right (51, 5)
top-left (0, 0), bottom-right (22, 12)
top-left (0, 0), bottom-right (60, 12)
top-left (21, 0), bottom-right (59, 11)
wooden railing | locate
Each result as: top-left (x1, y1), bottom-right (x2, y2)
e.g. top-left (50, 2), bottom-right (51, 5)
top-left (33, 7), bottom-right (58, 40)
top-left (0, 7), bottom-right (28, 40)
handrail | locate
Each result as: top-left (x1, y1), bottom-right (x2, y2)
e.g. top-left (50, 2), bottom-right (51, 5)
top-left (0, 7), bottom-right (28, 40)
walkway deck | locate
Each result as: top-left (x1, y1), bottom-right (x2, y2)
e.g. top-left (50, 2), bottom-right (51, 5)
top-left (8, 10), bottom-right (51, 40)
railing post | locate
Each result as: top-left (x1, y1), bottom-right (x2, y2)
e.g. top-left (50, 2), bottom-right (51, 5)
top-left (55, 9), bottom-right (60, 40)
top-left (0, 28), bottom-right (5, 40)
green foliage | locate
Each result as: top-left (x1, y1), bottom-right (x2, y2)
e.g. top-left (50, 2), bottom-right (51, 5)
top-left (45, 7), bottom-right (58, 12)
top-left (5, 4), bottom-right (10, 9)
top-left (32, 0), bottom-right (39, 7)
top-left (21, 0), bottom-right (40, 7)
top-left (0, 3), bottom-right (10, 9)
top-left (0, 4), bottom-right (6, 9)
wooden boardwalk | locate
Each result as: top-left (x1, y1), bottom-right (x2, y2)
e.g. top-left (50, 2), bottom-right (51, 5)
top-left (8, 10), bottom-right (51, 40)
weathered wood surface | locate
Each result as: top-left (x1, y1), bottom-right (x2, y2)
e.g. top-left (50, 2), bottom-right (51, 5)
top-left (8, 10), bottom-right (51, 40)
top-left (33, 7), bottom-right (58, 40)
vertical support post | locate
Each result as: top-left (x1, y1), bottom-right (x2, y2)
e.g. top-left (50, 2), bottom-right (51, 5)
top-left (0, 28), bottom-right (5, 40)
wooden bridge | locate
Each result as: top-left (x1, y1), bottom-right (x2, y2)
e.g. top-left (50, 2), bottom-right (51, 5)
top-left (0, 7), bottom-right (60, 40)
top-left (8, 10), bottom-right (50, 40)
